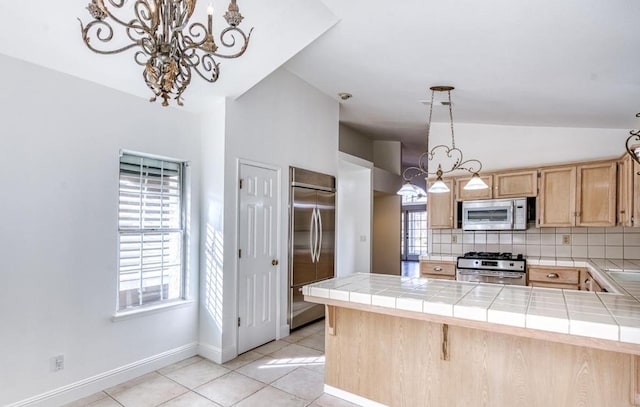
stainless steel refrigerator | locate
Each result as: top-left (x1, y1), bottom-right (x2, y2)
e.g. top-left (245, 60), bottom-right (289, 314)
top-left (288, 166), bottom-right (336, 330)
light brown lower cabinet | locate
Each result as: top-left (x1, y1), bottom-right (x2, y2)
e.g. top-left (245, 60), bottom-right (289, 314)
top-left (323, 306), bottom-right (638, 407)
top-left (580, 270), bottom-right (605, 292)
top-left (527, 266), bottom-right (581, 290)
top-left (420, 260), bottom-right (456, 280)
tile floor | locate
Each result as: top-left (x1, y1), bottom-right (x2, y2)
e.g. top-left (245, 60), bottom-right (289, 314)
top-left (64, 320), bottom-right (357, 407)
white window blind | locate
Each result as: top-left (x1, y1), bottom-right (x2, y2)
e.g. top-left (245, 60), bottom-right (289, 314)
top-left (118, 153), bottom-right (185, 311)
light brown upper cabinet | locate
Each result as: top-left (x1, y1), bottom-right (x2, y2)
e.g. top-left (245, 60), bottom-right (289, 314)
top-left (617, 154), bottom-right (635, 227)
top-left (538, 166), bottom-right (576, 227)
top-left (538, 162), bottom-right (617, 227)
top-left (455, 175), bottom-right (493, 201)
top-left (493, 170), bottom-right (538, 198)
top-left (620, 156), bottom-right (640, 227)
top-left (427, 178), bottom-right (455, 229)
top-left (576, 162), bottom-right (616, 226)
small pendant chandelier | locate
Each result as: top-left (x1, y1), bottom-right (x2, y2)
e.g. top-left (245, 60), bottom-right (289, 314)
top-left (79, 0), bottom-right (253, 107)
top-left (398, 86), bottom-right (488, 196)
top-left (626, 113), bottom-right (640, 171)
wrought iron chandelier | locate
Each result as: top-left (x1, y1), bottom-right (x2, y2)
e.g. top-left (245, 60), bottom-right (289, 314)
top-left (626, 113), bottom-right (640, 170)
top-left (79, 0), bottom-right (252, 107)
top-left (398, 86), bottom-right (488, 196)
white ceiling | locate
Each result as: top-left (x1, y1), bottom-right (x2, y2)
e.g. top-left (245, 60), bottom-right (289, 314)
top-left (1, 1), bottom-right (639, 158)
top-left (286, 0), bottom-right (640, 155)
top-left (0, 1), bottom-right (338, 109)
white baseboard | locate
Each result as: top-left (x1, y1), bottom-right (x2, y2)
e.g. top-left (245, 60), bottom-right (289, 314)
top-left (278, 323), bottom-right (290, 339)
top-left (197, 342), bottom-right (237, 364)
top-left (324, 385), bottom-right (388, 407)
top-left (7, 343), bottom-right (198, 407)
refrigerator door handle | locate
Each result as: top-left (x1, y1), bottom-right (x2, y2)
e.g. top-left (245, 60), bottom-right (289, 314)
top-left (316, 209), bottom-right (323, 261)
top-left (309, 207), bottom-right (317, 262)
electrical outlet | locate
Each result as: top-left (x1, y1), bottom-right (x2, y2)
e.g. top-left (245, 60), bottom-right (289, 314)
top-left (451, 235), bottom-right (458, 244)
top-left (53, 355), bottom-right (64, 371)
top-left (562, 234), bottom-right (571, 245)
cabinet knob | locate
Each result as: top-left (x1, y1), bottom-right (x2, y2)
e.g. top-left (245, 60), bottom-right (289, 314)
top-left (546, 273), bottom-right (559, 279)
top-left (434, 266), bottom-right (443, 271)
top-left (272, 259), bottom-right (279, 266)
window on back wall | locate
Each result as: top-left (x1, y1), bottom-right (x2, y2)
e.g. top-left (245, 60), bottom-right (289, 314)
top-left (118, 152), bottom-right (187, 311)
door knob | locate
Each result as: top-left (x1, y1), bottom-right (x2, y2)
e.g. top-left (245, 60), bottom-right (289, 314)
top-left (272, 259), bottom-right (279, 266)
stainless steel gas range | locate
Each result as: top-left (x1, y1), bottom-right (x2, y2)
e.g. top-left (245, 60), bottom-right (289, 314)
top-left (456, 252), bottom-right (527, 286)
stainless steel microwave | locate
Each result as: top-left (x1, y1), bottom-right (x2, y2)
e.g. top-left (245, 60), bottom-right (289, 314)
top-left (461, 198), bottom-right (528, 231)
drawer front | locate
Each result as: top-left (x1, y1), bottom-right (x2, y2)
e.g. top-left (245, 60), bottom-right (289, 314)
top-left (528, 267), bottom-right (580, 285)
top-left (422, 274), bottom-right (456, 281)
top-left (420, 261), bottom-right (455, 276)
top-left (529, 281), bottom-right (579, 290)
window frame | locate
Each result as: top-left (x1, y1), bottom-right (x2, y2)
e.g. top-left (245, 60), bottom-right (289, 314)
top-left (115, 150), bottom-right (190, 316)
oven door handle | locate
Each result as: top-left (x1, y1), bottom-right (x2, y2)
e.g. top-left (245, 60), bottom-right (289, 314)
top-left (478, 273), bottom-right (524, 279)
top-left (458, 270), bottom-right (524, 279)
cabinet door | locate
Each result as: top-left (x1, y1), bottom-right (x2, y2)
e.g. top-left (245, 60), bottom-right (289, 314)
top-left (617, 155), bottom-right (634, 227)
top-left (538, 166), bottom-right (576, 227)
top-left (576, 162), bottom-right (616, 227)
top-left (427, 179), bottom-right (454, 229)
top-left (455, 175), bottom-right (493, 201)
top-left (494, 170), bottom-right (538, 198)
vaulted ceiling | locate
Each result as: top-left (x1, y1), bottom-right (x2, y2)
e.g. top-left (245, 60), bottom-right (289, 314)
top-left (2, 1), bottom-right (639, 161)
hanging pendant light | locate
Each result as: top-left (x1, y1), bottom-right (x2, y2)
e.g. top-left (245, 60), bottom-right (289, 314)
top-left (463, 173), bottom-right (488, 190)
top-left (427, 165), bottom-right (450, 193)
top-left (399, 86), bottom-right (488, 195)
top-left (397, 181), bottom-right (427, 197)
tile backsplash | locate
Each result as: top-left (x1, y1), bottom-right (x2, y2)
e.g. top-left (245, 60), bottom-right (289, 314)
top-left (428, 225), bottom-right (640, 259)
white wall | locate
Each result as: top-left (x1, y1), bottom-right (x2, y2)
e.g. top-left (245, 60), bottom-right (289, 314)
top-left (373, 140), bottom-right (402, 175)
top-left (197, 68), bottom-right (339, 362)
top-left (339, 124), bottom-right (374, 162)
top-left (336, 153), bottom-right (373, 277)
top-left (0, 55), bottom-right (201, 406)
top-left (428, 122), bottom-right (629, 172)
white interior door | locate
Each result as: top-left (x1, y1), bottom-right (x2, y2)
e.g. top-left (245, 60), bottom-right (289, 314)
top-left (238, 163), bottom-right (279, 354)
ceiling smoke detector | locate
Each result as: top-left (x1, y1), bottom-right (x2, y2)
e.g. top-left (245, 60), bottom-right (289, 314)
top-left (338, 92), bottom-right (353, 101)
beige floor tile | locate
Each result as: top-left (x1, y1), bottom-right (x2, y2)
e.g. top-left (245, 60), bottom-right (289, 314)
top-left (157, 356), bottom-right (203, 375)
top-left (270, 343), bottom-right (324, 360)
top-left (87, 398), bottom-right (123, 407)
top-left (272, 367), bottom-right (324, 401)
top-left (164, 360), bottom-right (229, 389)
top-left (104, 372), bottom-right (163, 396)
top-left (110, 374), bottom-right (188, 407)
top-left (309, 394), bottom-right (359, 407)
top-left (62, 392), bottom-right (109, 407)
top-left (195, 372), bottom-right (264, 406)
top-left (296, 333), bottom-right (325, 352)
top-left (306, 319), bottom-right (326, 332)
top-left (221, 350), bottom-right (262, 370)
top-left (158, 391), bottom-right (221, 407)
top-left (281, 328), bottom-right (314, 344)
top-left (252, 340), bottom-right (290, 355)
top-left (235, 356), bottom-right (299, 384)
top-left (304, 361), bottom-right (325, 375)
top-left (233, 386), bottom-right (307, 407)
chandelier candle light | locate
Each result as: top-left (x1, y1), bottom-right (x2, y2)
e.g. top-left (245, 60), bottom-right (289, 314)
top-left (79, 0), bottom-right (253, 106)
top-left (398, 86), bottom-right (489, 196)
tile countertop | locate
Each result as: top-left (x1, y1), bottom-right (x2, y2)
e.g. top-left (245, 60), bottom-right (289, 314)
top-left (302, 258), bottom-right (640, 346)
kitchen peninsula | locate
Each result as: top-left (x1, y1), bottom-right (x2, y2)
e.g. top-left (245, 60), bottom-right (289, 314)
top-left (303, 259), bottom-right (640, 407)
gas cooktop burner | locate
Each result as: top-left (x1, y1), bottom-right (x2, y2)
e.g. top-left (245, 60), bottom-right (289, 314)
top-left (462, 251), bottom-right (524, 260)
